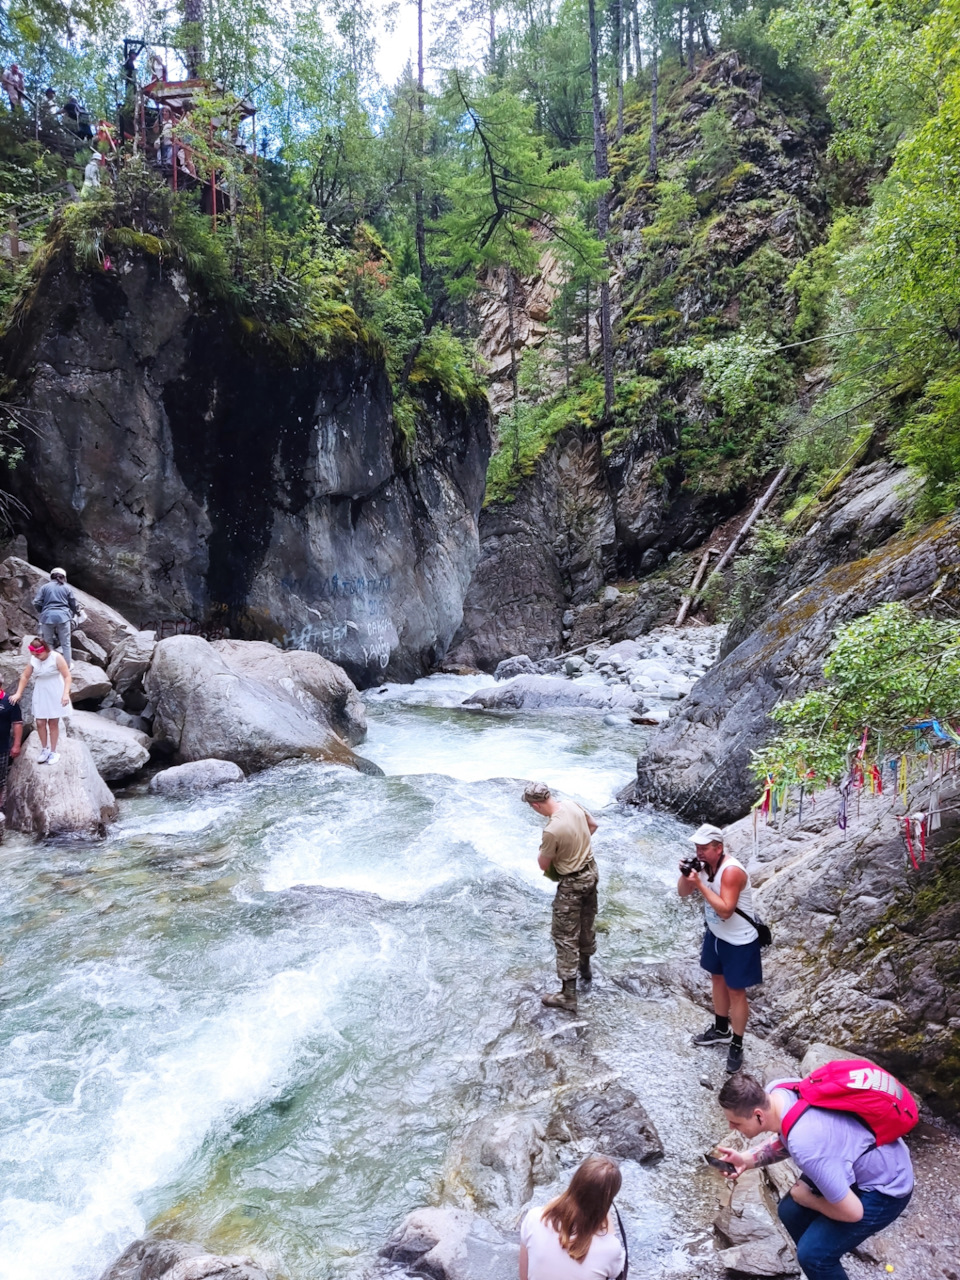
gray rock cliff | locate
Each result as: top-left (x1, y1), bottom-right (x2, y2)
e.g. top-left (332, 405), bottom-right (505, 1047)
top-left (3, 251), bottom-right (490, 686)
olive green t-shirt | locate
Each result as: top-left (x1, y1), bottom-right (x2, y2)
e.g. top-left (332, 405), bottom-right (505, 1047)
top-left (540, 799), bottom-right (594, 875)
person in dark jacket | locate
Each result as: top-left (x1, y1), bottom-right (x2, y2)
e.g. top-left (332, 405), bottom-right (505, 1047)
top-left (33, 567), bottom-right (81, 668)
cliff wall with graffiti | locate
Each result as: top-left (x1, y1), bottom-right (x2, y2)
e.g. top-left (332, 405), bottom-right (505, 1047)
top-left (1, 247), bottom-right (490, 686)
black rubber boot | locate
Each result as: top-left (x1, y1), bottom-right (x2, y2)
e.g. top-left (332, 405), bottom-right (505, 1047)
top-left (541, 978), bottom-right (578, 1011)
top-left (579, 956), bottom-right (593, 982)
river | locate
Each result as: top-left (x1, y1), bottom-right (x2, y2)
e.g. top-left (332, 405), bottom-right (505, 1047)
top-left (0, 676), bottom-right (739, 1280)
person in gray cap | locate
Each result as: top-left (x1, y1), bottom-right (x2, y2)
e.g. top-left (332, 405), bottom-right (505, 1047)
top-left (33, 567), bottom-right (81, 669)
top-left (677, 822), bottom-right (761, 1074)
top-left (523, 781), bottom-right (599, 1012)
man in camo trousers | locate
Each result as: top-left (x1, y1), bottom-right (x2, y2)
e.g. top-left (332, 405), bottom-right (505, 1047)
top-left (522, 782), bottom-right (599, 1013)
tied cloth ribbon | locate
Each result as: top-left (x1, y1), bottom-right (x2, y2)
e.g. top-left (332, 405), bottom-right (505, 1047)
top-left (899, 813), bottom-right (927, 870)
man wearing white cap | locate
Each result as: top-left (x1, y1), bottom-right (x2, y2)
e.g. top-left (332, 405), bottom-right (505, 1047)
top-left (677, 823), bottom-right (761, 1074)
top-left (33, 567), bottom-right (81, 669)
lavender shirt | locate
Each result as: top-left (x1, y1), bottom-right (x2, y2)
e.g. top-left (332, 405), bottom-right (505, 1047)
top-left (771, 1084), bottom-right (914, 1203)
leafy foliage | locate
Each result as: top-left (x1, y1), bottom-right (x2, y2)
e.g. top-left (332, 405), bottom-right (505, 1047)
top-left (753, 603), bottom-right (960, 789)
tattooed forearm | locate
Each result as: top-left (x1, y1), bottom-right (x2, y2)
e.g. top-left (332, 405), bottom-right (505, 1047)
top-left (750, 1138), bottom-right (790, 1169)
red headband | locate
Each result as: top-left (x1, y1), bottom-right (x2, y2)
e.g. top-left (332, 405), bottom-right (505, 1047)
top-left (28, 640), bottom-right (46, 653)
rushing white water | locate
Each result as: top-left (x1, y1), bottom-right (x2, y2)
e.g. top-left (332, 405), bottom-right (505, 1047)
top-left (0, 678), bottom-right (734, 1280)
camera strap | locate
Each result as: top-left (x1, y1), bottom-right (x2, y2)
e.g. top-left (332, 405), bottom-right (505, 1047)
top-left (613, 1203), bottom-right (629, 1280)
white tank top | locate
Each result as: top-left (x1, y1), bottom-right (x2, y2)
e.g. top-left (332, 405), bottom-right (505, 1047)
top-left (703, 855), bottom-right (758, 945)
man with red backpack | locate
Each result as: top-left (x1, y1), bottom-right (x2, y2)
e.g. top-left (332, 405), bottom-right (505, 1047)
top-left (716, 1060), bottom-right (916, 1280)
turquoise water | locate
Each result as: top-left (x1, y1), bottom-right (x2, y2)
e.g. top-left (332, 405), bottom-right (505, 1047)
top-left (0, 678), bottom-right (717, 1280)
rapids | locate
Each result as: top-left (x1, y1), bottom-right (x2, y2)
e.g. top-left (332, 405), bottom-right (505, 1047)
top-left (0, 676), bottom-right (740, 1280)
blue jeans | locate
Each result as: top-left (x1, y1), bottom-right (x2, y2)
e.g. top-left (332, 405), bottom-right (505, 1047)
top-left (779, 1188), bottom-right (911, 1280)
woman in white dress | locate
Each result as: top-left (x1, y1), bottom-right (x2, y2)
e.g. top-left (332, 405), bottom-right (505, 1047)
top-left (519, 1155), bottom-right (625, 1280)
top-left (10, 637), bottom-right (73, 764)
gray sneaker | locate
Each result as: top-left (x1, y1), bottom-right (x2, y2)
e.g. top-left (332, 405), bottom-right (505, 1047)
top-left (693, 1025), bottom-right (733, 1046)
top-left (726, 1043), bottom-right (744, 1074)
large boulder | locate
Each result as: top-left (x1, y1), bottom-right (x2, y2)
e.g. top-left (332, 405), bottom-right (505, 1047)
top-left (212, 639), bottom-right (366, 745)
top-left (729, 771), bottom-right (960, 1115)
top-left (381, 1207), bottom-right (517, 1280)
top-left (67, 709), bottom-right (151, 781)
top-left (106, 629), bottom-right (158, 712)
top-left (69, 659), bottom-right (113, 703)
top-left (0, 556), bottom-right (137, 659)
top-left (149, 758), bottom-right (245, 796)
top-left (462, 674), bottom-right (643, 715)
top-left (98, 1239), bottom-right (270, 1280)
top-left (143, 635), bottom-right (367, 773)
top-left (4, 734), bottom-right (118, 837)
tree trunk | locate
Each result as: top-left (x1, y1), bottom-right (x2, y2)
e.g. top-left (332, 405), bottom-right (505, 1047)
top-left (415, 0), bottom-right (428, 282)
top-left (631, 0), bottom-right (642, 74)
top-left (624, 5), bottom-right (634, 80)
top-left (698, 12), bottom-right (714, 58)
top-left (183, 0), bottom-right (203, 79)
top-left (588, 0), bottom-right (615, 417)
top-left (584, 281), bottom-right (591, 361)
top-left (649, 40), bottom-right (659, 177)
top-left (506, 267), bottom-right (520, 468)
top-left (614, 0), bottom-right (624, 142)
top-left (687, 4), bottom-right (695, 73)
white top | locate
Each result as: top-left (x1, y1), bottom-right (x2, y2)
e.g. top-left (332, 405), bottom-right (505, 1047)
top-left (703, 854), bottom-right (757, 944)
top-left (29, 651), bottom-right (72, 720)
top-left (520, 1206), bottom-right (624, 1280)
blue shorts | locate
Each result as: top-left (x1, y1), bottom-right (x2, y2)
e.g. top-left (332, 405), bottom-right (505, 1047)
top-left (700, 928), bottom-right (763, 989)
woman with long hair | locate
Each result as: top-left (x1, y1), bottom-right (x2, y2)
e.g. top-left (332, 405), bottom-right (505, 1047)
top-left (520, 1155), bottom-right (625, 1279)
top-left (9, 637), bottom-right (72, 765)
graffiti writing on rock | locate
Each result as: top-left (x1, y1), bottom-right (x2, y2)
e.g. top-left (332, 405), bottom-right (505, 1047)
top-left (285, 572), bottom-right (395, 670)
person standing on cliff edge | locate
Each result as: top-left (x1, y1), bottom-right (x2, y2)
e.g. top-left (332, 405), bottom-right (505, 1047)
top-left (678, 823), bottom-right (762, 1074)
top-left (523, 782), bottom-right (599, 1013)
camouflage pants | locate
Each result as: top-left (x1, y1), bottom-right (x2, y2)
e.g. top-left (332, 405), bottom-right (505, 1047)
top-left (551, 860), bottom-right (599, 980)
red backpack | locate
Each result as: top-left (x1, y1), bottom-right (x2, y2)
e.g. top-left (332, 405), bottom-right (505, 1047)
top-left (780, 1058), bottom-right (919, 1147)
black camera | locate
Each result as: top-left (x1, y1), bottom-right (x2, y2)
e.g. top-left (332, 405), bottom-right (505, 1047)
top-left (679, 855), bottom-right (704, 878)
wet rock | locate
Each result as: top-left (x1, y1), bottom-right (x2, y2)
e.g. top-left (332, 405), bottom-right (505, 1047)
top-left (381, 1207), bottom-right (516, 1280)
top-left (67, 709), bottom-right (151, 780)
top-left (546, 1081), bottom-right (664, 1163)
top-left (4, 734), bottom-right (118, 838)
top-left (68, 660), bottom-right (113, 704)
top-left (493, 654), bottom-right (538, 681)
top-left (106, 630), bottom-right (158, 712)
top-left (463, 675), bottom-right (643, 715)
top-left (212, 639), bottom-right (367, 745)
top-left (714, 1171), bottom-right (799, 1277)
top-left (727, 771), bottom-right (960, 1114)
top-left (98, 1238), bottom-right (271, 1280)
top-left (149, 758), bottom-right (245, 796)
top-left (441, 1113), bottom-right (557, 1221)
top-left (144, 635), bottom-right (368, 774)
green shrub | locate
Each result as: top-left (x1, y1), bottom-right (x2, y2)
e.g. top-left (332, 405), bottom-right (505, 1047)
top-left (753, 602), bottom-right (960, 790)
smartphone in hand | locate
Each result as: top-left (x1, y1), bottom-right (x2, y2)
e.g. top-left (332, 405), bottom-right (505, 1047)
top-left (704, 1153), bottom-right (737, 1174)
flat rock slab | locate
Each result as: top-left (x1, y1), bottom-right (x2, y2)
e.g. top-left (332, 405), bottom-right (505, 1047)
top-left (98, 1238), bottom-right (271, 1280)
top-left (68, 709), bottom-right (151, 780)
top-left (463, 674), bottom-right (643, 715)
top-left (4, 735), bottom-right (118, 838)
top-left (149, 759), bottom-right (245, 796)
top-left (69, 659), bottom-right (113, 703)
top-left (381, 1206), bottom-right (517, 1280)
